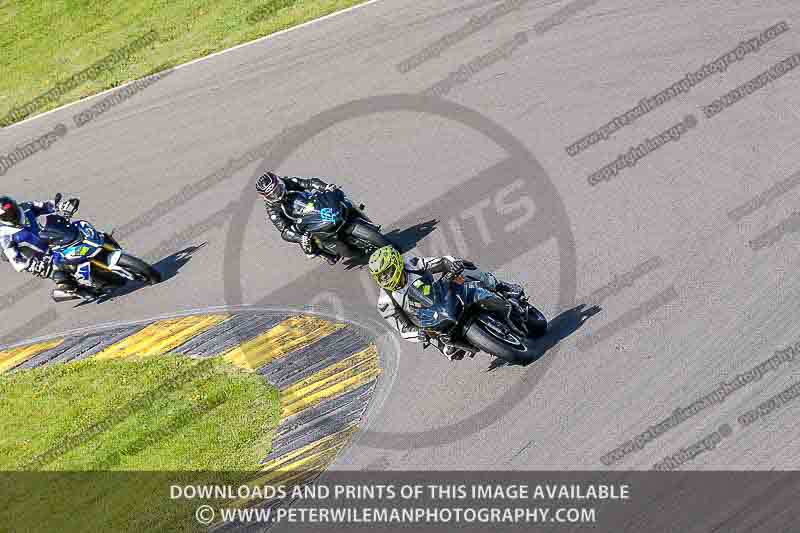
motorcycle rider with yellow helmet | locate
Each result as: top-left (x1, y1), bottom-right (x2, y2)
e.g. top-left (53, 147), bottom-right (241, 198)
top-left (368, 246), bottom-right (524, 360)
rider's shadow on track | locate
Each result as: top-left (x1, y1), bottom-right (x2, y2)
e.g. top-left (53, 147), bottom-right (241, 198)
top-left (342, 219), bottom-right (439, 270)
top-left (487, 303), bottom-right (603, 371)
top-left (80, 243), bottom-right (207, 306)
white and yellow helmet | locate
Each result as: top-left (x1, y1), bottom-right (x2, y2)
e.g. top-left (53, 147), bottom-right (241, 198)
top-left (368, 246), bottom-right (406, 291)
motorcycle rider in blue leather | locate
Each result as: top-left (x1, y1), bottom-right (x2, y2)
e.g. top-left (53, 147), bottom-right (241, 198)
top-left (256, 171), bottom-right (342, 265)
top-left (0, 194), bottom-right (80, 294)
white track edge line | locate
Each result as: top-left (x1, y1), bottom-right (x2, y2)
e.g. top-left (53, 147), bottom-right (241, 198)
top-left (1, 0), bottom-right (384, 132)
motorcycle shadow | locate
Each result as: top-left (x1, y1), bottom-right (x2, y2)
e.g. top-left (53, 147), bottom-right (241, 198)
top-left (82, 244), bottom-right (206, 306)
top-left (487, 303), bottom-right (602, 371)
top-left (151, 243), bottom-right (207, 282)
top-left (341, 219), bottom-right (439, 270)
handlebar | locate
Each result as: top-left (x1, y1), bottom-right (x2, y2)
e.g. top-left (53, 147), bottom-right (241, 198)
top-left (443, 260), bottom-right (476, 282)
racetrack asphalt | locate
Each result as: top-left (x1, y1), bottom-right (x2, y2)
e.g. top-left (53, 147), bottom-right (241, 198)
top-left (3, 0), bottom-right (800, 485)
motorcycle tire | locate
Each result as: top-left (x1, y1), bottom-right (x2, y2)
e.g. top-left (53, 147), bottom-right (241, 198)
top-left (464, 312), bottom-right (540, 364)
top-left (343, 221), bottom-right (392, 254)
top-left (116, 254), bottom-right (162, 285)
top-left (525, 303), bottom-right (548, 338)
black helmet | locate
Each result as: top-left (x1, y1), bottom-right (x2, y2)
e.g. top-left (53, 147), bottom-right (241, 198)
top-left (256, 172), bottom-right (286, 204)
top-left (0, 196), bottom-right (21, 227)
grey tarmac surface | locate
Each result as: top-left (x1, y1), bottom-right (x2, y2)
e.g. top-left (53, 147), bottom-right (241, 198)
top-left (3, 0), bottom-right (800, 480)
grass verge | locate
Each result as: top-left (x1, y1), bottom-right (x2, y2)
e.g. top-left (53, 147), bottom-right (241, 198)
top-left (0, 355), bottom-right (281, 531)
top-left (1, 0), bottom-right (372, 126)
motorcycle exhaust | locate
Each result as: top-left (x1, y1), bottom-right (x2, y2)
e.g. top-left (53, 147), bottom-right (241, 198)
top-left (51, 289), bottom-right (80, 302)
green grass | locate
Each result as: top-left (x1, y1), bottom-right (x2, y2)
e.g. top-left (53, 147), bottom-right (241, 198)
top-left (0, 0), bottom-right (371, 126)
top-left (0, 355), bottom-right (281, 532)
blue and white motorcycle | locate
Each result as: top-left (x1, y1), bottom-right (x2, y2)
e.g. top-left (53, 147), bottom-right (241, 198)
top-left (40, 195), bottom-right (162, 302)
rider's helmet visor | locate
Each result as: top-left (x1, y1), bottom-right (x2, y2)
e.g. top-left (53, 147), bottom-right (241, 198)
top-left (257, 173), bottom-right (286, 203)
top-left (370, 246), bottom-right (405, 291)
top-left (377, 266), bottom-right (397, 286)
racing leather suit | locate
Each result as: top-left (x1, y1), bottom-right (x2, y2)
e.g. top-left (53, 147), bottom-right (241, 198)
top-left (263, 176), bottom-right (331, 250)
top-left (0, 199), bottom-right (78, 289)
top-left (0, 200), bottom-right (57, 272)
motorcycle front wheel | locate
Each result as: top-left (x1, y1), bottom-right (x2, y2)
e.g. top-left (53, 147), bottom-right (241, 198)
top-left (524, 303), bottom-right (548, 338)
top-left (116, 254), bottom-right (162, 285)
top-left (464, 313), bottom-right (540, 364)
top-left (342, 221), bottom-right (392, 254)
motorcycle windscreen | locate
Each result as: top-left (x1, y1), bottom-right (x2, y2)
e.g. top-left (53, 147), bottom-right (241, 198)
top-left (291, 191), bottom-right (344, 233)
top-left (406, 279), bottom-right (461, 330)
top-left (462, 281), bottom-right (509, 314)
top-left (73, 261), bottom-right (93, 285)
top-left (74, 220), bottom-right (104, 245)
top-left (39, 215), bottom-right (80, 247)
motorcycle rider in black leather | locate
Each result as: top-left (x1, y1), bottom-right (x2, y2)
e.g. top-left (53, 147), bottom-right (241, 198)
top-left (256, 171), bottom-right (342, 265)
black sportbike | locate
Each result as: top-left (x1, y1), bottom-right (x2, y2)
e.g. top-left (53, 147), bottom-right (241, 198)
top-left (409, 264), bottom-right (548, 364)
top-left (285, 187), bottom-right (391, 259)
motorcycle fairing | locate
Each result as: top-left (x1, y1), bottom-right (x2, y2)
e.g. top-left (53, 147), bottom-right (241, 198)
top-left (407, 276), bottom-right (511, 331)
top-left (43, 217), bottom-right (133, 283)
top-left (320, 207), bottom-right (337, 222)
top-left (73, 261), bottom-right (93, 286)
top-left (461, 279), bottom-right (509, 312)
top-left (55, 230), bottom-right (104, 264)
top-left (407, 277), bottom-right (462, 330)
top-left (288, 189), bottom-right (350, 234)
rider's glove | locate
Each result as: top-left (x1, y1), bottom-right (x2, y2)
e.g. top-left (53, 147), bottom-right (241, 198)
top-left (28, 255), bottom-right (53, 278)
top-left (445, 258), bottom-right (465, 275)
top-left (323, 183), bottom-right (339, 192)
top-left (300, 233), bottom-right (316, 255)
top-left (56, 197), bottom-right (79, 218)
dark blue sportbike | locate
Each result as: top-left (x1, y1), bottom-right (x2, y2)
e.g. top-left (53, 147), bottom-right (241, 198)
top-left (284, 188), bottom-right (391, 259)
top-left (411, 265), bottom-right (548, 364)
